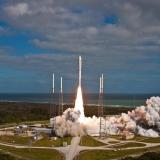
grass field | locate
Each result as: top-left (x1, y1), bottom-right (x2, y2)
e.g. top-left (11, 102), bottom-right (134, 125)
top-left (122, 152), bottom-right (160, 160)
top-left (0, 135), bottom-right (72, 147)
top-left (33, 136), bottom-right (72, 147)
top-left (108, 135), bottom-right (123, 140)
top-left (0, 145), bottom-right (64, 160)
top-left (140, 137), bottom-right (160, 143)
top-left (0, 135), bottom-right (31, 145)
top-left (74, 145), bottom-right (160, 160)
top-left (112, 142), bottom-right (146, 148)
top-left (0, 150), bottom-right (22, 160)
top-left (108, 141), bottom-right (120, 144)
top-left (80, 136), bottom-right (106, 147)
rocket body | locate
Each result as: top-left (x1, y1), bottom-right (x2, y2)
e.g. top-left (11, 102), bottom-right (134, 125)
top-left (79, 56), bottom-right (82, 87)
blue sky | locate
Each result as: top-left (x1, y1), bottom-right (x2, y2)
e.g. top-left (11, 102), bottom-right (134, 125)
top-left (0, 0), bottom-right (160, 94)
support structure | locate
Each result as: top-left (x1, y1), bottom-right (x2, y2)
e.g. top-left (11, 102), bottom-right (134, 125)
top-left (50, 73), bottom-right (55, 118)
top-left (59, 77), bottom-right (63, 115)
top-left (98, 74), bottom-right (104, 137)
top-left (53, 73), bottom-right (55, 94)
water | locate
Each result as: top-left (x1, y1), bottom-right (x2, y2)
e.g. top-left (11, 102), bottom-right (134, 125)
top-left (0, 93), bottom-right (159, 107)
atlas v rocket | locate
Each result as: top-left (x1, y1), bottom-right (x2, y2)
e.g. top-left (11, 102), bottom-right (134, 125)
top-left (74, 56), bottom-right (84, 121)
top-left (79, 56), bottom-right (82, 87)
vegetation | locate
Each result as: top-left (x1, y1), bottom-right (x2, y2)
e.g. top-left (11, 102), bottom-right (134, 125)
top-left (122, 152), bottom-right (160, 160)
top-left (74, 145), bottom-right (160, 160)
top-left (0, 136), bottom-right (31, 145)
top-left (108, 135), bottom-right (123, 140)
top-left (0, 134), bottom-right (72, 147)
top-left (0, 145), bottom-right (64, 160)
top-left (33, 136), bottom-right (72, 147)
top-left (108, 141), bottom-right (120, 144)
top-left (0, 151), bottom-right (23, 160)
top-left (112, 142), bottom-right (146, 148)
top-left (131, 136), bottom-right (148, 141)
top-left (108, 135), bottom-right (147, 141)
top-left (140, 137), bottom-right (160, 143)
top-left (80, 136), bottom-right (106, 146)
top-left (0, 102), bottom-right (133, 124)
top-left (84, 104), bottom-right (134, 117)
top-left (0, 102), bottom-right (52, 124)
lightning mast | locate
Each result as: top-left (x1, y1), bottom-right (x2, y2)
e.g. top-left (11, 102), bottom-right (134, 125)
top-left (59, 77), bottom-right (63, 115)
top-left (50, 73), bottom-right (55, 118)
top-left (98, 74), bottom-right (104, 138)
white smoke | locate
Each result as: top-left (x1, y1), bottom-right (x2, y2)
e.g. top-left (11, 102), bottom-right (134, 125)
top-left (50, 108), bottom-right (86, 137)
top-left (51, 96), bottom-right (160, 138)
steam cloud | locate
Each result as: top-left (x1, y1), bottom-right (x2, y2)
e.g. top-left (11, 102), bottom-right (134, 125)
top-left (50, 96), bottom-right (160, 138)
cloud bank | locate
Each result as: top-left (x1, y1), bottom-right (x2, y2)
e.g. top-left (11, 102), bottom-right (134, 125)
top-left (0, 0), bottom-right (160, 93)
top-left (51, 96), bottom-right (160, 138)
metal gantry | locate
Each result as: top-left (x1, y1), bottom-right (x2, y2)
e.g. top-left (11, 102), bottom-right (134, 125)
top-left (59, 77), bottom-right (63, 116)
top-left (50, 73), bottom-right (55, 118)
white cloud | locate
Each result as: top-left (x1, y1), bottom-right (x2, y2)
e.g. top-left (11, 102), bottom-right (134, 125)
top-left (1, 0), bottom-right (160, 92)
top-left (2, 0), bottom-right (160, 58)
top-left (5, 3), bottom-right (29, 17)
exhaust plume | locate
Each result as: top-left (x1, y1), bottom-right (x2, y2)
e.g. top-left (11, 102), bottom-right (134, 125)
top-left (74, 86), bottom-right (84, 123)
top-left (50, 57), bottom-right (160, 138)
top-left (51, 96), bottom-right (160, 138)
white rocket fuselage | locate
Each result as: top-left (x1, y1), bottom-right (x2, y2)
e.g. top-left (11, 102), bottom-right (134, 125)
top-left (79, 56), bottom-right (82, 87)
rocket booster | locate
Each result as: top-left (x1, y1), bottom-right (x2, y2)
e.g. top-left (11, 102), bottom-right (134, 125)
top-left (79, 56), bottom-right (82, 87)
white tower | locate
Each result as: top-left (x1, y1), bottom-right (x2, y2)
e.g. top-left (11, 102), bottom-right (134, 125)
top-left (53, 73), bottom-right (54, 94)
top-left (60, 77), bottom-right (63, 93)
top-left (59, 76), bottom-right (63, 115)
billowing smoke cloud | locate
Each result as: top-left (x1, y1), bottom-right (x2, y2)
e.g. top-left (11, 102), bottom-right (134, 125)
top-left (51, 97), bottom-right (160, 138)
top-left (50, 108), bottom-right (86, 137)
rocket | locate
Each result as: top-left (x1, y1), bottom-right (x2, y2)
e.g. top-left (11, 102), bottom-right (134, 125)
top-left (75, 56), bottom-right (84, 121)
top-left (79, 56), bottom-right (82, 87)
